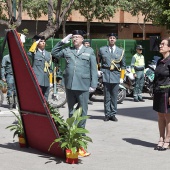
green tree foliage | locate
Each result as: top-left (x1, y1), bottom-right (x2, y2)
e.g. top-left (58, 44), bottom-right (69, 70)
top-left (23, 0), bottom-right (48, 20)
top-left (0, 0), bottom-right (75, 38)
top-left (118, 0), bottom-right (162, 40)
top-left (74, 0), bottom-right (118, 38)
top-left (153, 0), bottom-right (170, 29)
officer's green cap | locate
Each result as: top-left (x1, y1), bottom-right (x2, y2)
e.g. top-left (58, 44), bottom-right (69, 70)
top-left (107, 33), bottom-right (118, 38)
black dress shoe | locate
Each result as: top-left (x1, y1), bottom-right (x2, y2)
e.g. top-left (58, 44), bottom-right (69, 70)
top-left (104, 116), bottom-right (110, 121)
top-left (134, 98), bottom-right (139, 102)
top-left (110, 115), bottom-right (118, 122)
top-left (139, 98), bottom-right (145, 102)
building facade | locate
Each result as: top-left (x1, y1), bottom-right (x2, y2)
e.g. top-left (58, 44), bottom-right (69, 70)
top-left (0, 10), bottom-right (169, 39)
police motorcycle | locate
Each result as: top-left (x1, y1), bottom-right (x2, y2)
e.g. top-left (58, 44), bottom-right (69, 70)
top-left (89, 71), bottom-right (126, 104)
top-left (122, 66), bottom-right (135, 97)
top-left (123, 56), bottom-right (159, 98)
top-left (143, 56), bottom-right (160, 97)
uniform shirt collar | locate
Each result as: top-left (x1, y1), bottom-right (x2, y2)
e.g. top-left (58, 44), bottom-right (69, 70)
top-left (109, 45), bottom-right (116, 53)
top-left (38, 48), bottom-right (45, 53)
top-left (76, 44), bottom-right (83, 51)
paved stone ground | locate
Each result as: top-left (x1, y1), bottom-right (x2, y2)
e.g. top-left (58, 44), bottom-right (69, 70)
top-left (0, 93), bottom-right (170, 170)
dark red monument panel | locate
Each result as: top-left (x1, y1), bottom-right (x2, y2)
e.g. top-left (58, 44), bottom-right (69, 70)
top-left (7, 30), bottom-right (64, 158)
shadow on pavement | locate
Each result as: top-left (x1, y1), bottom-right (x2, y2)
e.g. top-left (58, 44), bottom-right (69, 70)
top-left (91, 106), bottom-right (157, 122)
top-left (89, 115), bottom-right (104, 120)
top-left (1, 104), bottom-right (9, 109)
top-left (91, 95), bottom-right (153, 102)
top-left (123, 138), bottom-right (156, 148)
top-left (0, 143), bottom-right (64, 164)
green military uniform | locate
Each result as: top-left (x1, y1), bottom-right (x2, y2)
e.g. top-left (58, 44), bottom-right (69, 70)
top-left (99, 45), bottom-right (126, 118)
top-left (131, 46), bottom-right (145, 101)
top-left (27, 49), bottom-right (51, 101)
top-left (51, 41), bottom-right (98, 128)
top-left (1, 54), bottom-right (17, 109)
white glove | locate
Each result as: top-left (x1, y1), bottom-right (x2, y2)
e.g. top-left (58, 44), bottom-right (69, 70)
top-left (97, 71), bottom-right (103, 77)
top-left (89, 87), bottom-right (96, 93)
top-left (61, 34), bottom-right (72, 44)
top-left (20, 34), bottom-right (26, 43)
top-left (120, 78), bottom-right (124, 84)
top-left (36, 39), bottom-right (41, 44)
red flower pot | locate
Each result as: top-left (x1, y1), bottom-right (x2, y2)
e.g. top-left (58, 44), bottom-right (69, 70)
top-left (18, 135), bottom-right (26, 148)
top-left (65, 149), bottom-right (78, 164)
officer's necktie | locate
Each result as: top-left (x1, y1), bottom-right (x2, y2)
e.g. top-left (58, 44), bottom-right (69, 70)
top-left (76, 48), bottom-right (79, 54)
top-left (110, 47), bottom-right (113, 53)
top-left (42, 51), bottom-right (45, 56)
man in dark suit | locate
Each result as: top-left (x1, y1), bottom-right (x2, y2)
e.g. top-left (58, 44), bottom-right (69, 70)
top-left (28, 35), bottom-right (51, 101)
top-left (51, 30), bottom-right (98, 157)
top-left (98, 33), bottom-right (126, 122)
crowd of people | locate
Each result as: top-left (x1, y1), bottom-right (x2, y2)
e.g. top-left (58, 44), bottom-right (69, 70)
top-left (1, 30), bottom-right (170, 153)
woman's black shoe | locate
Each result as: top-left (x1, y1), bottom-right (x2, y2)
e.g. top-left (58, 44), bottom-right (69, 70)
top-left (154, 141), bottom-right (164, 150)
top-left (154, 146), bottom-right (162, 150)
top-left (158, 142), bottom-right (170, 151)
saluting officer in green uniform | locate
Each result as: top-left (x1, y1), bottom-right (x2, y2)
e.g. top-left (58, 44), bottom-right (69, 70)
top-left (51, 30), bottom-right (98, 129)
top-left (98, 33), bottom-right (126, 122)
top-left (131, 45), bottom-right (145, 102)
top-left (28, 35), bottom-right (52, 101)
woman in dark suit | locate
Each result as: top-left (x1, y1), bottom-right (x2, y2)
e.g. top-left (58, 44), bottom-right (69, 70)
top-left (153, 37), bottom-right (170, 151)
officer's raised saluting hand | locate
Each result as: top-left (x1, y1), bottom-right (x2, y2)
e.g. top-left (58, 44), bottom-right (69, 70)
top-left (61, 34), bottom-right (73, 44)
top-left (36, 39), bottom-right (41, 44)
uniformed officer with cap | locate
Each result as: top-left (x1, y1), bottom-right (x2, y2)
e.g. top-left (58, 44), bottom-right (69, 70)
top-left (83, 39), bottom-right (91, 47)
top-left (1, 33), bottom-right (26, 109)
top-left (131, 45), bottom-right (145, 102)
top-left (98, 33), bottom-right (126, 122)
top-left (28, 35), bottom-right (52, 101)
top-left (51, 30), bottom-right (98, 157)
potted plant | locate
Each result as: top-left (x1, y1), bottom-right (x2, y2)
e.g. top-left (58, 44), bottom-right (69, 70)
top-left (49, 107), bottom-right (92, 164)
top-left (6, 111), bottom-right (26, 148)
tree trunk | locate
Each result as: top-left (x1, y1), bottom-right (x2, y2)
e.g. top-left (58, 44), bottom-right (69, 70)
top-left (143, 21), bottom-right (146, 40)
top-left (36, 20), bottom-right (38, 35)
top-left (87, 20), bottom-right (90, 39)
top-left (62, 16), bottom-right (67, 38)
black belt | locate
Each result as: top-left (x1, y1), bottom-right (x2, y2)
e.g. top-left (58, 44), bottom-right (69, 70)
top-left (102, 66), bottom-right (110, 69)
top-left (102, 66), bottom-right (119, 71)
top-left (134, 67), bottom-right (144, 71)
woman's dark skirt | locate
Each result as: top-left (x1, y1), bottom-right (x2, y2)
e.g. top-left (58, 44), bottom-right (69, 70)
top-left (153, 91), bottom-right (170, 113)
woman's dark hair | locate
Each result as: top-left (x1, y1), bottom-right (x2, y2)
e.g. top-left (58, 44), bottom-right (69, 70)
top-left (163, 37), bottom-right (170, 47)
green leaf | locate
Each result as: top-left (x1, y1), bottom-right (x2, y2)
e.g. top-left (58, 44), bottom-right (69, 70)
top-left (76, 128), bottom-right (89, 134)
top-left (82, 136), bottom-right (93, 142)
top-left (71, 147), bottom-right (77, 154)
top-left (61, 142), bottom-right (68, 148)
top-left (72, 107), bottom-right (82, 119)
top-left (66, 117), bottom-right (75, 127)
top-left (76, 116), bottom-right (89, 123)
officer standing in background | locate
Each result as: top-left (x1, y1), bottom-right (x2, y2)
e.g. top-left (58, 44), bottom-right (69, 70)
top-left (98, 33), bottom-right (126, 122)
top-left (28, 35), bottom-right (52, 101)
top-left (1, 54), bottom-right (17, 109)
top-left (131, 45), bottom-right (145, 102)
top-left (51, 30), bottom-right (98, 157)
top-left (83, 39), bottom-right (94, 105)
top-left (1, 33), bottom-right (26, 109)
top-left (83, 39), bottom-right (91, 47)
